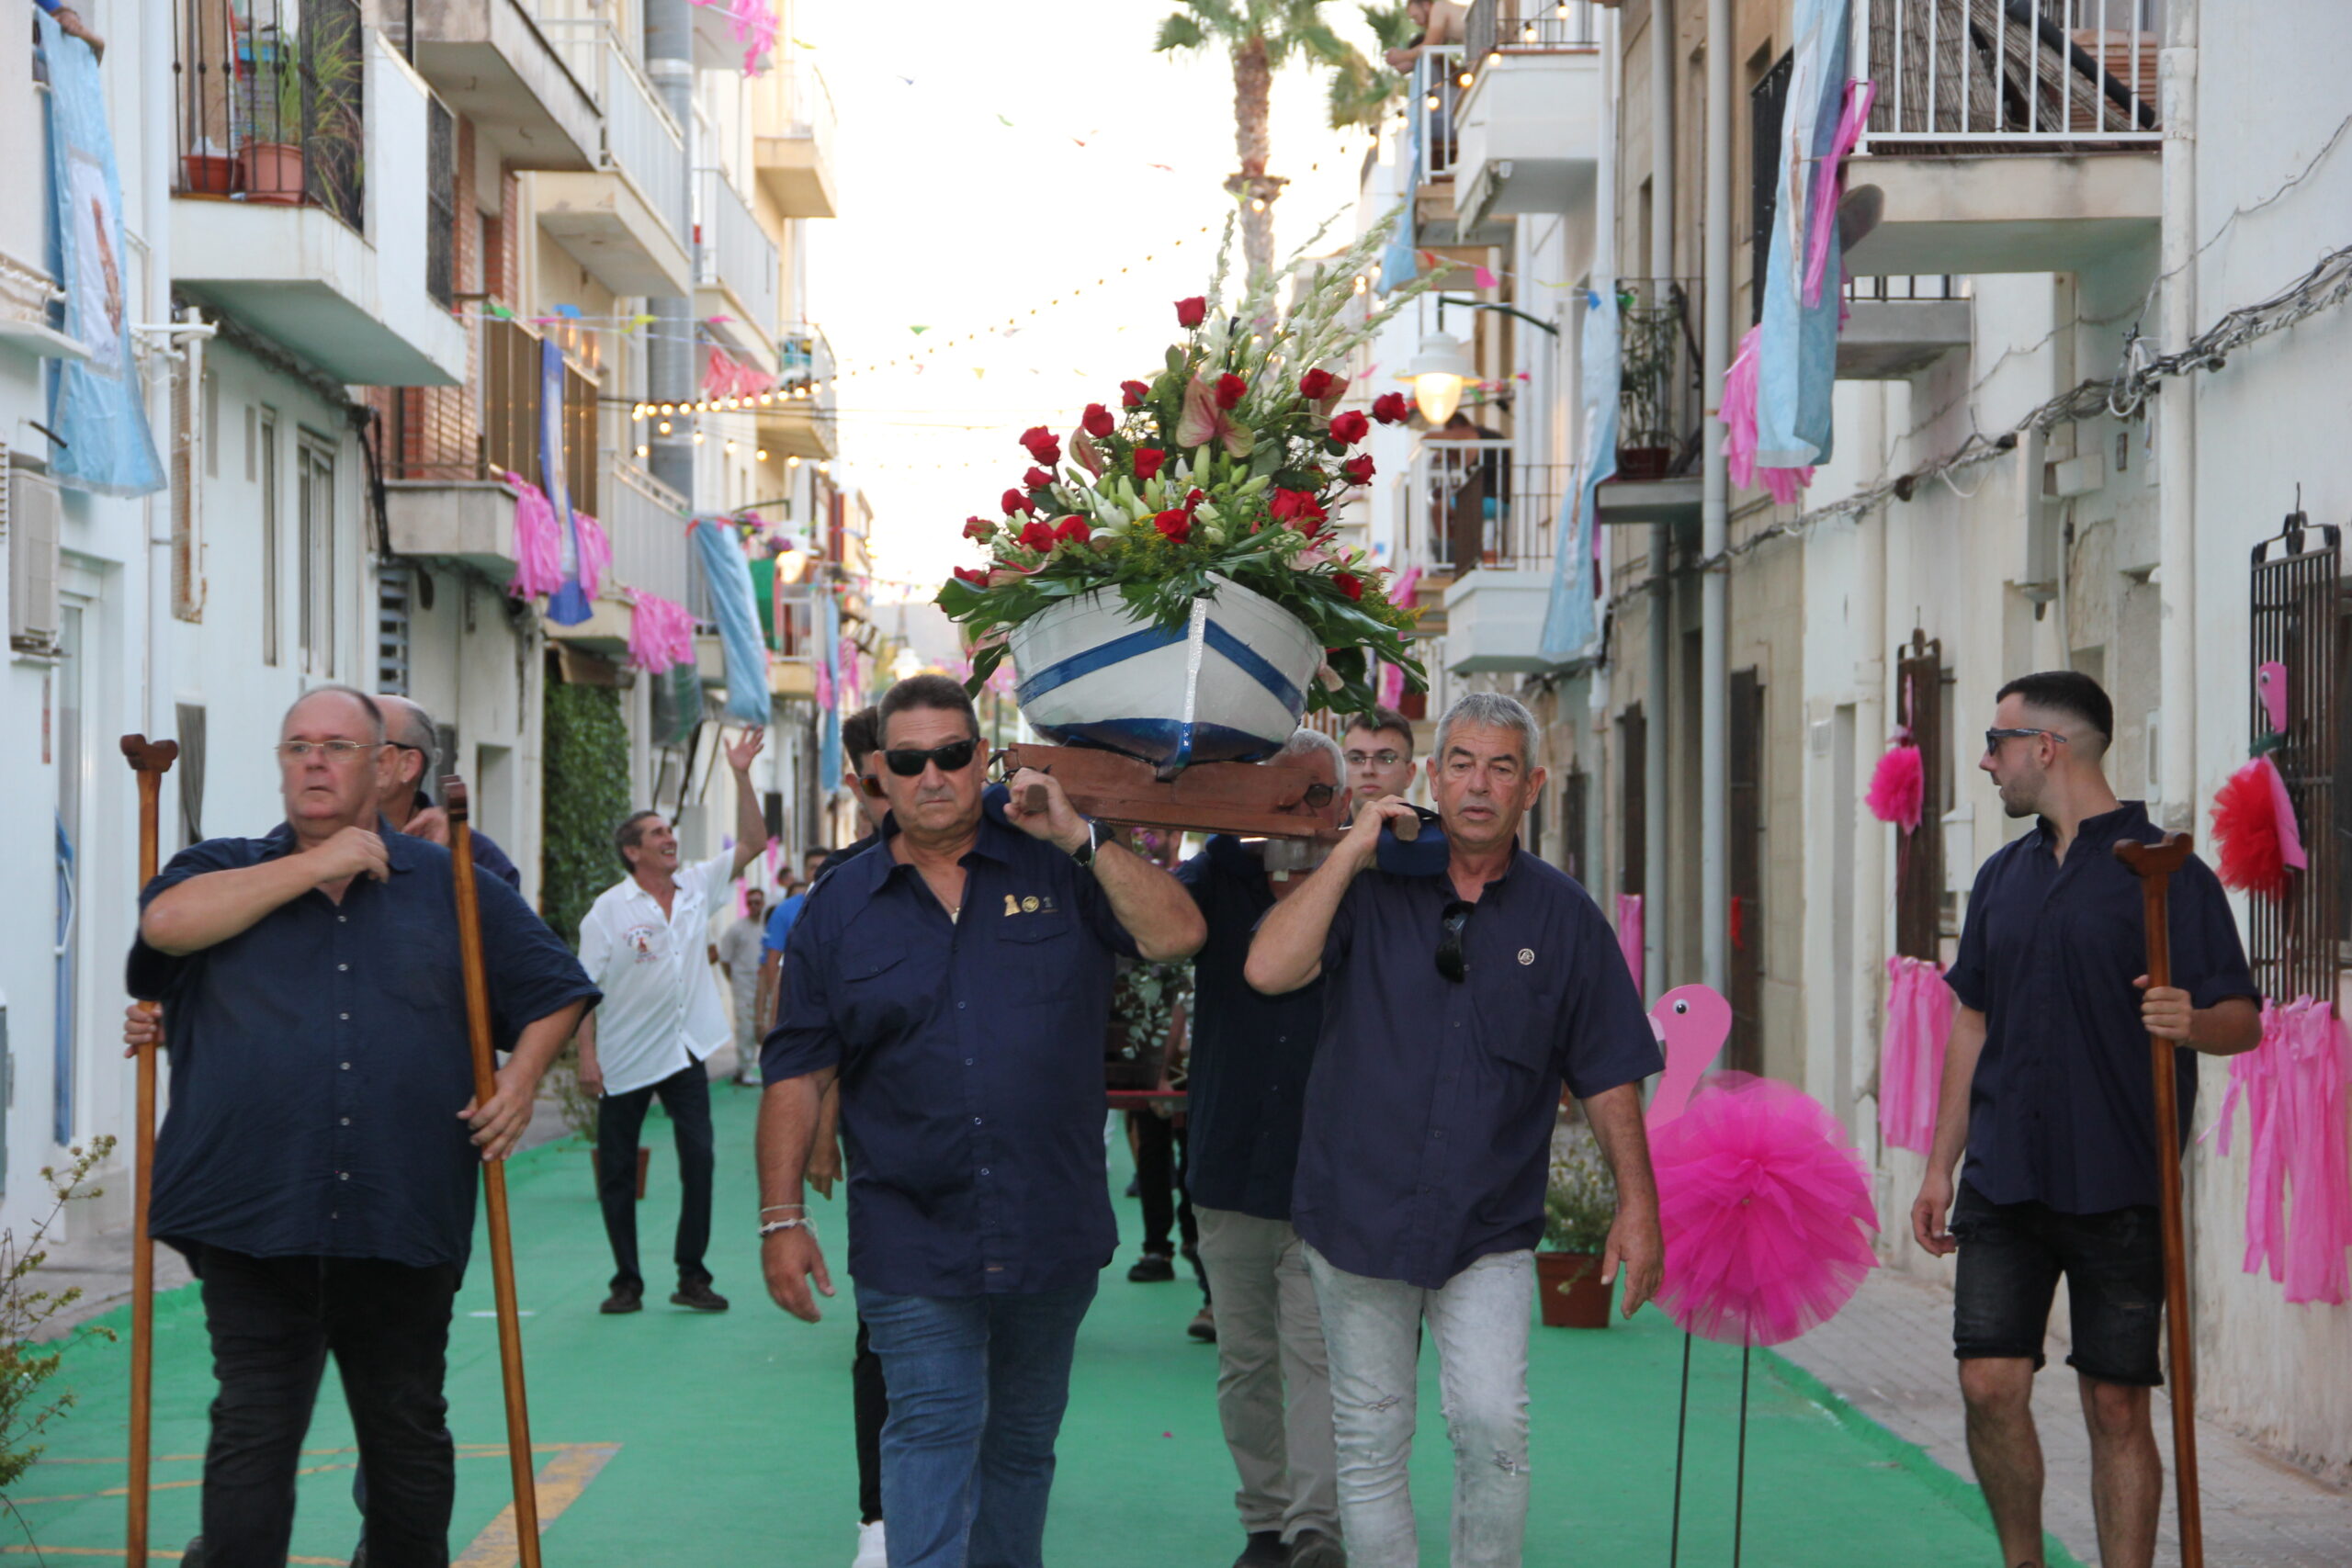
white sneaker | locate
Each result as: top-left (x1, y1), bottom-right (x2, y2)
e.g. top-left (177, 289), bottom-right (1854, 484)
top-left (851, 1520), bottom-right (888, 1568)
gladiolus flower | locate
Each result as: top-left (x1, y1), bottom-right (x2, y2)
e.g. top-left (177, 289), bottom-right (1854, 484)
top-left (1081, 403), bottom-right (1114, 437)
top-left (953, 566), bottom-right (989, 587)
top-left (963, 515), bottom-right (994, 540)
top-left (1333, 572), bottom-right (1364, 602)
top-left (1342, 455), bottom-right (1375, 485)
top-left (1299, 368), bottom-right (1335, 400)
top-left (1371, 391), bottom-right (1411, 425)
top-left (1019, 426), bottom-right (1061, 465)
top-left (1020, 519), bottom-right (1057, 553)
top-left (1002, 489), bottom-right (1036, 516)
top-left (1054, 516), bottom-right (1091, 547)
top-left (1121, 379), bottom-right (1151, 409)
top-left (1133, 447), bottom-right (1166, 481)
top-left (1153, 509), bottom-right (1192, 543)
top-left (1175, 297), bottom-right (1208, 329)
top-left (1329, 410), bottom-right (1371, 444)
top-left (1215, 373), bottom-right (1247, 411)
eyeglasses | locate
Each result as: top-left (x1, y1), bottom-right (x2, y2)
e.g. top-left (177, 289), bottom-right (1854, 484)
top-left (881, 738), bottom-right (981, 778)
top-left (275, 740), bottom-right (382, 764)
top-left (1345, 750), bottom-right (1406, 769)
top-left (1300, 782), bottom-right (1337, 808)
top-left (1984, 728), bottom-right (2069, 755)
top-left (1436, 898), bottom-right (1475, 983)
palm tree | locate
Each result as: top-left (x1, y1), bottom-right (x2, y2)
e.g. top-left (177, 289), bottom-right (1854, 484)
top-left (1325, 4), bottom-right (1419, 135)
top-left (1153, 2), bottom-right (1355, 283)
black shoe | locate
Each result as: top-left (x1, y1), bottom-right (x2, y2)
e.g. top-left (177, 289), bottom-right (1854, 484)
top-left (1188, 1303), bottom-right (1217, 1343)
top-left (1125, 1175), bottom-right (1141, 1198)
top-left (1233, 1531), bottom-right (1286, 1568)
top-left (1126, 1250), bottom-right (1176, 1282)
top-left (1288, 1530), bottom-right (1345, 1568)
top-left (671, 1280), bottom-right (731, 1312)
top-left (599, 1286), bottom-right (643, 1314)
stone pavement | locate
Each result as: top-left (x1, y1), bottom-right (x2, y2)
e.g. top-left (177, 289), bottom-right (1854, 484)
top-left (1781, 1268), bottom-right (2352, 1568)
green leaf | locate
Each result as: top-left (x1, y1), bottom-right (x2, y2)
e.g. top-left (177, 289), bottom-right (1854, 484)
top-left (1153, 12), bottom-right (1207, 51)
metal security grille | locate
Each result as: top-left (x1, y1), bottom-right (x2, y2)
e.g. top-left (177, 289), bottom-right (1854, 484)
top-left (1895, 630), bottom-right (1946, 961)
top-left (377, 563), bottom-right (412, 696)
top-left (1727, 669), bottom-right (1765, 1074)
top-left (426, 96), bottom-right (456, 309)
top-left (2248, 518), bottom-right (2341, 1004)
top-left (1619, 705), bottom-right (1646, 897)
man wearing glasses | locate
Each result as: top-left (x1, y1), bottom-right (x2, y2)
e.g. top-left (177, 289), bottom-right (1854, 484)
top-left (1912, 671), bottom-right (2257, 1568)
top-left (375, 694), bottom-right (521, 888)
top-left (1247, 691), bottom-right (1663, 1568)
top-left (126, 685), bottom-right (596, 1565)
top-left (758, 673), bottom-right (1204, 1568)
top-left (1340, 705), bottom-right (1419, 809)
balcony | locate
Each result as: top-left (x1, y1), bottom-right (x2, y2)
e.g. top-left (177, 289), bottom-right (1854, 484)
top-left (170, 0), bottom-right (467, 385)
top-left (1838, 274), bottom-right (1973, 378)
top-left (1453, 2), bottom-right (1600, 231)
top-left (755, 324), bottom-right (838, 460)
top-left (1842, 0), bottom-right (2161, 275)
top-left (752, 64), bottom-right (838, 220)
top-left (543, 455), bottom-right (692, 651)
top-left (535, 20), bottom-right (692, 297)
top-left (1596, 279), bottom-right (1706, 527)
top-left (1403, 48), bottom-right (1512, 249)
top-left (404, 0), bottom-right (598, 172)
top-left (1398, 439), bottom-right (1573, 672)
top-left (695, 167), bottom-right (781, 364)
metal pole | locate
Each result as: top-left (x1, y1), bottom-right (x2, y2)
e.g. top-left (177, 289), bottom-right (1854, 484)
top-left (1645, 0), bottom-right (1675, 1002)
top-left (2156, 2), bottom-right (2199, 829)
top-left (1701, 0), bottom-right (1731, 994)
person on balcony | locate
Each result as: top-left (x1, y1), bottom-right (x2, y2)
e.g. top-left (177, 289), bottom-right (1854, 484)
top-left (33, 0), bottom-right (104, 60)
top-left (1383, 0), bottom-right (1465, 72)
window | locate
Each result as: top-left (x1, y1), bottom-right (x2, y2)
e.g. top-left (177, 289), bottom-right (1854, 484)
top-left (1894, 630), bottom-right (1946, 962)
top-left (426, 97), bottom-right (457, 310)
top-left (260, 412), bottom-right (281, 664)
top-left (1560, 766), bottom-right (1589, 886)
top-left (1748, 51), bottom-right (1793, 327)
top-left (2247, 519), bottom-right (2341, 1001)
top-left (298, 434), bottom-right (337, 676)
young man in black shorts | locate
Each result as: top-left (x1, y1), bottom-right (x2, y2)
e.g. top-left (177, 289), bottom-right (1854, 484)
top-left (1911, 671), bottom-right (2260, 1568)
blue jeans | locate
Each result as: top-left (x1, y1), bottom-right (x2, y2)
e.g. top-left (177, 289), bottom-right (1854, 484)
top-left (854, 1278), bottom-right (1099, 1568)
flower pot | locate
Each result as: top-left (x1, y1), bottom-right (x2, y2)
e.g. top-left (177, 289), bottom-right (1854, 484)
top-left (589, 1145), bottom-right (652, 1201)
top-left (181, 152), bottom-right (238, 196)
top-left (237, 141), bottom-right (306, 206)
top-left (1614, 446), bottom-right (1672, 482)
top-left (1537, 1248), bottom-right (1612, 1328)
top-left (1007, 573), bottom-right (1324, 773)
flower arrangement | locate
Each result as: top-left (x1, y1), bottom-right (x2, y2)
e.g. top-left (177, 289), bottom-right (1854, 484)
top-left (938, 212), bottom-right (1438, 714)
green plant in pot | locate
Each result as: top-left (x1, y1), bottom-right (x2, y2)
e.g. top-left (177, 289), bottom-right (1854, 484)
top-left (1538, 1119), bottom-right (1618, 1328)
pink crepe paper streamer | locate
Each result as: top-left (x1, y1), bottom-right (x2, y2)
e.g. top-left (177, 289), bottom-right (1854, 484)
top-left (1473, 264), bottom-right (1498, 289)
top-left (1878, 956), bottom-right (1953, 1156)
top-left (1379, 660), bottom-right (1405, 711)
top-left (573, 511), bottom-right (610, 601)
top-left (628, 592), bottom-right (696, 673)
top-left (1801, 80), bottom-right (1877, 309)
top-left (504, 475), bottom-right (563, 599)
top-left (2211, 997), bottom-right (2352, 1304)
top-left (1614, 894), bottom-right (1645, 998)
top-left (836, 636), bottom-right (863, 706)
top-left (1866, 739), bottom-right (1925, 834)
top-left (1720, 324), bottom-right (1815, 503)
top-left (813, 656), bottom-right (835, 711)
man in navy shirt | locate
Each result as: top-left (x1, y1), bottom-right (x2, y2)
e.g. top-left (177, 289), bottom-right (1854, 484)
top-left (376, 694), bottom-right (522, 889)
top-left (1248, 691), bottom-right (1662, 1568)
top-left (1178, 729), bottom-right (1350, 1568)
top-left (126, 685), bottom-right (595, 1568)
top-left (759, 674), bottom-right (1204, 1568)
top-left (1911, 671), bottom-right (2257, 1568)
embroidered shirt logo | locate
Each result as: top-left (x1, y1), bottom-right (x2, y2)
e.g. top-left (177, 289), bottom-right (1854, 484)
top-left (1517, 948), bottom-right (1535, 966)
top-left (1001, 893), bottom-right (1058, 917)
top-left (625, 924), bottom-right (662, 961)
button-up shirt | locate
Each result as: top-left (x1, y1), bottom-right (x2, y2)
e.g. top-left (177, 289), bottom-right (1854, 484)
top-left (764, 804), bottom-right (1140, 1297)
top-left (404, 788), bottom-right (520, 889)
top-left (1296, 845), bottom-right (1660, 1289)
top-left (577, 853), bottom-right (737, 1097)
top-left (1177, 835), bottom-right (1326, 1221)
top-left (1947, 800), bottom-right (2256, 1214)
top-left (125, 822), bottom-right (597, 1269)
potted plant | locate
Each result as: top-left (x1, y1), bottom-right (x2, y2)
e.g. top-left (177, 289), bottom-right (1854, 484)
top-left (237, 34), bottom-right (309, 204)
top-left (238, 9), bottom-right (363, 212)
top-left (1538, 1119), bottom-right (1619, 1328)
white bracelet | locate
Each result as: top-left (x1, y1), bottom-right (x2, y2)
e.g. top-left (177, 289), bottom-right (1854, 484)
top-left (759, 1216), bottom-right (814, 1238)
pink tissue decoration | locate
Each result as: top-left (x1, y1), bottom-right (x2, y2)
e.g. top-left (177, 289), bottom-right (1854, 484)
top-left (506, 477), bottom-right (561, 599)
top-left (2210, 998), bottom-right (2352, 1304)
top-left (1802, 80), bottom-right (1877, 309)
top-left (1720, 325), bottom-right (1815, 504)
top-left (628, 592), bottom-right (695, 674)
top-left (1615, 894), bottom-right (1645, 998)
top-left (1878, 956), bottom-right (1953, 1155)
top-left (1865, 739), bottom-right (1925, 833)
top-left (704, 346), bottom-right (779, 402)
top-left (2211, 754), bottom-right (2303, 903)
top-left (573, 511), bottom-right (609, 601)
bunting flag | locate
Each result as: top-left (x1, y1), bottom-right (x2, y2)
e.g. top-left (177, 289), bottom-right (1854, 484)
top-left (1540, 284), bottom-right (1618, 662)
top-left (541, 337), bottom-right (594, 624)
top-left (818, 592), bottom-right (843, 792)
top-left (690, 517), bottom-right (774, 724)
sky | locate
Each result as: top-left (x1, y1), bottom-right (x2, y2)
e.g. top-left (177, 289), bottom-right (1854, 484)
top-left (797, 0), bottom-right (1391, 604)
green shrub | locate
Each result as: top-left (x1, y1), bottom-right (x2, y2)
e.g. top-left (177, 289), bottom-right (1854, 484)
top-left (0, 1139), bottom-right (121, 1502)
top-left (539, 680), bottom-right (631, 950)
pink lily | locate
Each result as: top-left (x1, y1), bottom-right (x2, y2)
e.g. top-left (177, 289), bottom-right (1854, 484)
top-left (1070, 428), bottom-right (1107, 478)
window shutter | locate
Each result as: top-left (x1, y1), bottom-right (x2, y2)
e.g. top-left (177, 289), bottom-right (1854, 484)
top-left (1895, 630), bottom-right (1945, 961)
top-left (2248, 518), bottom-right (2341, 1002)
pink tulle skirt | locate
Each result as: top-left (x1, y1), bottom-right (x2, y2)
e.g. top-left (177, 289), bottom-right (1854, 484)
top-left (1652, 1073), bottom-right (1880, 1347)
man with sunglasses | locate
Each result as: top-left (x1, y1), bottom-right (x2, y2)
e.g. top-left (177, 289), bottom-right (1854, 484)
top-left (1912, 671), bottom-right (2257, 1568)
top-left (759, 673), bottom-right (1205, 1568)
top-left (1247, 691), bottom-right (1663, 1568)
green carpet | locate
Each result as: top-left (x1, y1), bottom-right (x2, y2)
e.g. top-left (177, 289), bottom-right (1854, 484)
top-left (6, 1087), bottom-right (2076, 1565)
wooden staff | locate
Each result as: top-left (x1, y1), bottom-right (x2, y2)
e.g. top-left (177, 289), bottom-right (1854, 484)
top-left (2112, 830), bottom-right (2204, 1568)
top-left (117, 735), bottom-right (176, 1568)
top-left (444, 776), bottom-right (543, 1565)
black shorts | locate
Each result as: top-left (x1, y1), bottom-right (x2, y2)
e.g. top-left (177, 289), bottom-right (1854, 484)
top-left (1950, 1179), bottom-right (2165, 1387)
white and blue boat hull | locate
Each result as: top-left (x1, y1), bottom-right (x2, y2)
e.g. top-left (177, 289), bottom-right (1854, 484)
top-left (1009, 575), bottom-right (1323, 772)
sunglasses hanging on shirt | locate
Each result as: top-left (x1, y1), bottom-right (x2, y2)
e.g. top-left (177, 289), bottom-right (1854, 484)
top-left (1436, 898), bottom-right (1476, 982)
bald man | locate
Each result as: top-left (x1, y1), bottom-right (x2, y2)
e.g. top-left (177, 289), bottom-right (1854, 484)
top-left (377, 695), bottom-right (520, 889)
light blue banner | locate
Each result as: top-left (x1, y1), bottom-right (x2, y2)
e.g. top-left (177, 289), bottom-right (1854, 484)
top-left (1754, 0), bottom-right (1852, 470)
top-left (542, 337), bottom-right (593, 624)
top-left (690, 518), bottom-right (771, 725)
top-left (818, 591), bottom-right (842, 790)
top-left (1540, 286), bottom-right (1619, 663)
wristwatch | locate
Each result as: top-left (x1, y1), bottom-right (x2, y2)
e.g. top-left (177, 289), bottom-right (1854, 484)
top-left (1069, 818), bottom-right (1098, 867)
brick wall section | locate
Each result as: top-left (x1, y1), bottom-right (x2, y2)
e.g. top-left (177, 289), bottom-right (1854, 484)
top-left (379, 117), bottom-right (499, 480)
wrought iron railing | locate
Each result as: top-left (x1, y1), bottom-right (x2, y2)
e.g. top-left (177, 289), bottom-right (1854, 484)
top-left (1864, 0), bottom-right (2161, 147)
top-left (1613, 279), bottom-right (1705, 479)
top-left (540, 17), bottom-right (689, 241)
top-left (1844, 274), bottom-right (1964, 300)
top-left (171, 0), bottom-right (367, 231)
top-left (1408, 46), bottom-right (1466, 184)
top-left (1465, 0), bottom-right (1600, 65)
top-left (386, 314), bottom-right (598, 513)
top-left (1404, 439), bottom-right (1571, 576)
top-left (695, 167), bottom-right (780, 340)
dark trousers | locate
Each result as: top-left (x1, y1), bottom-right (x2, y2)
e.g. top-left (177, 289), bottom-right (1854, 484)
top-left (854, 1315), bottom-right (888, 1524)
top-left (1133, 1111), bottom-right (1205, 1292)
top-left (196, 1248), bottom-right (458, 1568)
top-left (595, 1061), bottom-right (716, 1294)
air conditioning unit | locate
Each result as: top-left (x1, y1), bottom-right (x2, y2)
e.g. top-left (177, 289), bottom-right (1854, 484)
top-left (7, 461), bottom-right (62, 655)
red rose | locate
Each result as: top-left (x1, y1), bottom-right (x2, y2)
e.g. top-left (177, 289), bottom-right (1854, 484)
top-left (1371, 391), bottom-right (1411, 425)
top-left (1132, 447), bottom-right (1166, 481)
top-left (1299, 368), bottom-right (1335, 400)
top-left (1002, 489), bottom-right (1036, 516)
top-left (1153, 509), bottom-right (1193, 544)
top-left (1081, 403), bottom-right (1114, 438)
top-left (1175, 297), bottom-right (1208, 329)
top-left (963, 515), bottom-right (993, 540)
top-left (1019, 426), bottom-right (1062, 465)
top-left (953, 566), bottom-right (989, 587)
top-left (1342, 455), bottom-right (1375, 485)
top-left (1329, 410), bottom-right (1371, 444)
top-left (1215, 372), bottom-right (1247, 411)
top-left (1184, 487), bottom-right (1206, 510)
top-left (1269, 487), bottom-right (1327, 526)
top-left (1333, 572), bottom-right (1364, 602)
top-left (1054, 516), bottom-right (1091, 547)
top-left (1020, 519), bottom-right (1057, 553)
top-left (1121, 379), bottom-right (1151, 409)
top-left (1023, 466), bottom-right (1056, 491)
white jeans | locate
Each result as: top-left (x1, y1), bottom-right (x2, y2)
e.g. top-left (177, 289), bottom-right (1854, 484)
top-left (1306, 1245), bottom-right (1533, 1568)
top-left (1195, 1207), bottom-right (1340, 1543)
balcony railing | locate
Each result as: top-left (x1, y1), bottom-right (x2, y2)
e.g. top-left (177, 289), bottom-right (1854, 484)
top-left (478, 315), bottom-right (598, 512)
top-left (695, 167), bottom-right (780, 339)
top-left (1843, 273), bottom-right (1963, 301)
top-left (541, 18), bottom-right (689, 239)
top-left (1864, 0), bottom-right (2161, 147)
top-left (771, 62), bottom-right (836, 157)
top-left (605, 455), bottom-right (691, 609)
top-left (1614, 279), bottom-right (1705, 479)
top-left (775, 322), bottom-right (834, 395)
top-left (1403, 440), bottom-right (1571, 576)
top-left (171, 0), bottom-right (366, 231)
top-left (1465, 0), bottom-right (1599, 64)
top-left (1408, 46), bottom-right (1465, 184)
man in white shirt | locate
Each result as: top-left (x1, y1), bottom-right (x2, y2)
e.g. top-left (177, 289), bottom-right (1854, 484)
top-left (718, 886), bottom-right (770, 1088)
top-left (577, 728), bottom-right (768, 1314)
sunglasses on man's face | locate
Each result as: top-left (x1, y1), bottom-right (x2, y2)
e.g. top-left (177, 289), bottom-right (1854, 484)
top-left (1436, 898), bottom-right (1476, 983)
top-left (880, 738), bottom-right (981, 778)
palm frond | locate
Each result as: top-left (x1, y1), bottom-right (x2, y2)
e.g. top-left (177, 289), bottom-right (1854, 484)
top-left (1153, 12), bottom-right (1209, 51)
top-left (1360, 1), bottom-right (1418, 52)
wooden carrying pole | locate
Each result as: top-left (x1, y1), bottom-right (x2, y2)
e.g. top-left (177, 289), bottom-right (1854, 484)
top-left (444, 776), bottom-right (543, 1565)
top-left (117, 735), bottom-right (176, 1568)
top-left (2112, 830), bottom-right (2204, 1568)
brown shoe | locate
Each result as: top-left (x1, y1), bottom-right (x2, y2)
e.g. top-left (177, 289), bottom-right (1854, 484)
top-left (1188, 1303), bottom-right (1216, 1342)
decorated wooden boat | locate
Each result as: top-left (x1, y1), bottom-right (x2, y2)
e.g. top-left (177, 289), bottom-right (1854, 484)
top-left (1008, 574), bottom-right (1322, 773)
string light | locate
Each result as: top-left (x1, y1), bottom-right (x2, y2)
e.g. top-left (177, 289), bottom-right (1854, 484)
top-left (756, 447), bottom-right (770, 461)
top-left (635, 444), bottom-right (650, 457)
top-left (725, 438), bottom-right (738, 454)
top-left (658, 420), bottom-right (673, 434)
top-left (786, 455), bottom-right (802, 468)
top-left (693, 430), bottom-right (706, 445)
